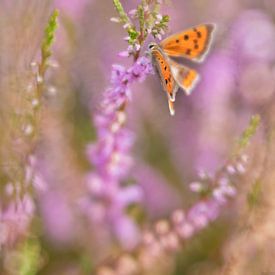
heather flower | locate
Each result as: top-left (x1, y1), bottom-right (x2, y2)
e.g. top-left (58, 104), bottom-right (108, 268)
top-left (54, 0), bottom-right (89, 19)
top-left (39, 190), bottom-right (75, 244)
top-left (189, 181), bottom-right (203, 193)
top-left (195, 51), bottom-right (237, 173)
top-left (80, 1), bottom-right (170, 248)
top-left (189, 130), bottom-right (252, 207)
top-left (187, 201), bottom-right (219, 229)
top-left (2, 1), bottom-right (273, 274)
top-left (112, 215), bottom-right (141, 249)
top-left (95, 114), bottom-right (260, 273)
top-left (83, 56), bottom-right (153, 247)
top-left (0, 194), bottom-right (35, 247)
top-left (112, 0), bottom-right (169, 58)
top-left (133, 165), bottom-right (182, 218)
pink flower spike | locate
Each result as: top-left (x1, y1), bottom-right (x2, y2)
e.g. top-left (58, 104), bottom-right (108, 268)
top-left (110, 17), bottom-right (120, 23)
top-left (176, 222), bottom-right (194, 239)
top-left (219, 177), bottom-right (229, 186)
top-left (241, 154), bottom-right (249, 163)
top-left (227, 165), bottom-right (236, 175)
top-left (128, 9), bottom-right (137, 17)
top-left (213, 188), bottom-right (227, 204)
top-left (172, 209), bottom-right (185, 225)
top-left (221, 185), bottom-right (237, 197)
top-left (134, 44), bottom-right (141, 51)
top-left (83, 56), bottom-right (153, 246)
top-left (123, 23), bottom-right (131, 29)
top-left (189, 182), bottom-right (203, 192)
top-left (155, 34), bottom-right (162, 40)
top-left (156, 14), bottom-right (163, 21)
top-left (236, 162), bottom-right (246, 174)
top-left (118, 51), bottom-right (130, 57)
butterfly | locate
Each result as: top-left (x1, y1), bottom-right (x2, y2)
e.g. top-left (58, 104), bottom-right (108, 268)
top-left (148, 23), bottom-right (216, 115)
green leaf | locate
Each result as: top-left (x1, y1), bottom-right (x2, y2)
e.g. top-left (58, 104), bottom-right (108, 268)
top-left (18, 239), bottom-right (42, 275)
top-left (153, 1), bottom-right (160, 15)
top-left (41, 9), bottom-right (59, 61)
top-left (161, 15), bottom-right (170, 23)
top-left (233, 114), bottom-right (261, 157)
top-left (138, 4), bottom-right (145, 34)
top-left (128, 28), bottom-right (139, 40)
top-left (247, 180), bottom-right (262, 210)
top-left (238, 115), bottom-right (260, 149)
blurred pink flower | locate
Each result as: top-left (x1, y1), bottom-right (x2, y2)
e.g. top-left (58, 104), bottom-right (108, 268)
top-left (0, 195), bottom-right (35, 247)
top-left (54, 0), bottom-right (89, 19)
top-left (113, 216), bottom-right (141, 250)
top-left (239, 62), bottom-right (275, 105)
top-left (230, 10), bottom-right (275, 63)
top-left (83, 57), bottom-right (153, 248)
top-left (187, 200), bottom-right (220, 230)
top-left (194, 51), bottom-right (237, 172)
top-left (133, 165), bottom-right (182, 218)
top-left (39, 191), bottom-right (75, 244)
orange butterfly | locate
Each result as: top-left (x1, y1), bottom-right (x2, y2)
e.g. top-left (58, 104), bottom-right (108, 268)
top-left (148, 23), bottom-right (216, 115)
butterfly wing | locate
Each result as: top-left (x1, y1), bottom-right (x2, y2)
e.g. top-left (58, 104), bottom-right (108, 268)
top-left (150, 46), bottom-right (178, 102)
top-left (170, 60), bottom-right (200, 95)
top-left (168, 99), bottom-right (175, 116)
top-left (150, 46), bottom-right (178, 115)
top-left (160, 23), bottom-right (216, 62)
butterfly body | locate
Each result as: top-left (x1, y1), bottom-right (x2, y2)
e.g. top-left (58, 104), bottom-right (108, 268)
top-left (148, 23), bottom-right (216, 115)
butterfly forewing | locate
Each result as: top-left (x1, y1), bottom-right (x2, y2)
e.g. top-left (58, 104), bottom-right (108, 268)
top-left (151, 46), bottom-right (178, 102)
top-left (160, 24), bottom-right (215, 62)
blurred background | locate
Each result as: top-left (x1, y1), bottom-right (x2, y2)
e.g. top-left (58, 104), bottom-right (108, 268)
top-left (1, 0), bottom-right (275, 274)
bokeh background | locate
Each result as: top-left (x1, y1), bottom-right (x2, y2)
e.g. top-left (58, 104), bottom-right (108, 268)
top-left (1, 0), bottom-right (275, 274)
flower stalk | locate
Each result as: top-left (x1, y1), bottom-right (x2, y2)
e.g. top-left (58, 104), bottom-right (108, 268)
top-left (82, 0), bottom-right (169, 248)
top-left (96, 114), bottom-right (261, 274)
top-left (0, 9), bottom-right (59, 248)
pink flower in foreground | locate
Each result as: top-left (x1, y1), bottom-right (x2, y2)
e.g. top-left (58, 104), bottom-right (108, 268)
top-left (82, 56), bottom-right (153, 248)
top-left (54, 0), bottom-right (89, 19)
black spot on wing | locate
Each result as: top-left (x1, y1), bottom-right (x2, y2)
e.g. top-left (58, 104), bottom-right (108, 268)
top-left (193, 39), bottom-right (199, 50)
top-left (186, 49), bottom-right (192, 55)
top-left (193, 28), bottom-right (202, 38)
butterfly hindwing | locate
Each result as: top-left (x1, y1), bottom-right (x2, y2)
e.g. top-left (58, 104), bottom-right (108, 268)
top-left (160, 23), bottom-right (215, 62)
top-left (170, 60), bottom-right (200, 95)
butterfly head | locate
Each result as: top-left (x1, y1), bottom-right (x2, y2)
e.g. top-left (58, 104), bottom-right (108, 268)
top-left (148, 42), bottom-right (158, 52)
